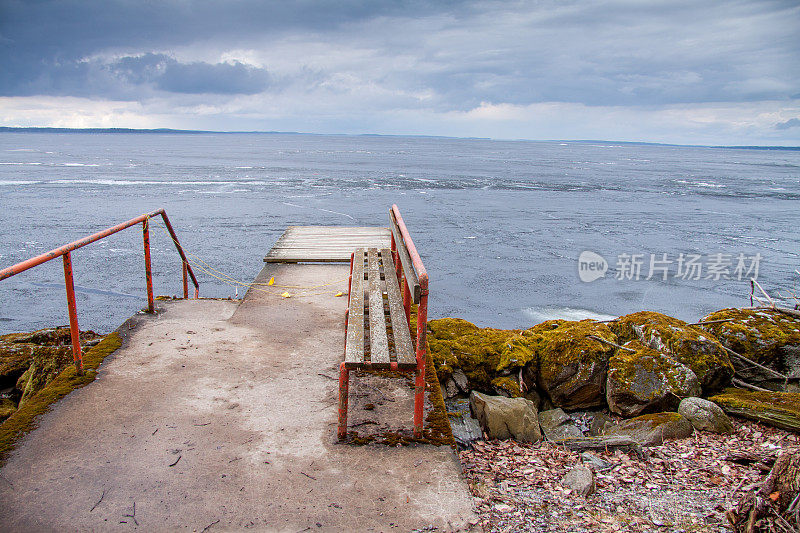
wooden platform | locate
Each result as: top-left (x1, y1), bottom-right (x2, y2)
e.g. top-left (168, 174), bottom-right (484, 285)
top-left (264, 226), bottom-right (392, 263)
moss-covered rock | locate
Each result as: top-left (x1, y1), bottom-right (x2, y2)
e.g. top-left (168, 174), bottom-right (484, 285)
top-left (1, 332), bottom-right (121, 463)
top-left (611, 311), bottom-right (733, 393)
top-left (491, 376), bottom-right (522, 397)
top-left (0, 327), bottom-right (104, 416)
top-left (0, 399), bottom-right (16, 421)
top-left (710, 389), bottom-right (800, 432)
top-left (603, 411), bottom-right (693, 446)
top-left (606, 340), bottom-right (700, 417)
top-left (533, 320), bottom-right (616, 410)
top-left (699, 308), bottom-right (800, 365)
top-left (427, 318), bottom-right (520, 392)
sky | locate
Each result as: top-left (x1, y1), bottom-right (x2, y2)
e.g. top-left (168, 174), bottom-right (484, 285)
top-left (0, 0), bottom-right (799, 145)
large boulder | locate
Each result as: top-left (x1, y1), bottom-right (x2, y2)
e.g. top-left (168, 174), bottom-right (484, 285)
top-left (710, 389), bottom-right (800, 432)
top-left (699, 308), bottom-right (800, 365)
top-left (538, 408), bottom-right (584, 441)
top-left (530, 320), bottom-right (616, 409)
top-left (606, 340), bottom-right (701, 417)
top-left (700, 308), bottom-right (800, 391)
top-left (428, 319), bottom-right (521, 392)
top-left (611, 311), bottom-right (733, 392)
top-left (603, 412), bottom-right (693, 446)
top-left (1, 327), bottom-right (102, 413)
top-left (678, 397), bottom-right (733, 434)
top-left (469, 391), bottom-right (542, 442)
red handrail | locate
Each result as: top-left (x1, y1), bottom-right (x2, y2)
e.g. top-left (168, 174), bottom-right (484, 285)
top-left (0, 208), bottom-right (199, 374)
top-left (389, 204), bottom-right (429, 437)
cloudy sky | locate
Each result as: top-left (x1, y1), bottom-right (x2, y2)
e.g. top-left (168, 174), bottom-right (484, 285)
top-left (1, 0), bottom-right (798, 145)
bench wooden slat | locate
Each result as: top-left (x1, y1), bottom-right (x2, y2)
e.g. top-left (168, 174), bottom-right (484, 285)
top-left (389, 211), bottom-right (421, 303)
top-left (344, 249), bottom-right (366, 367)
top-left (381, 248), bottom-right (416, 368)
top-left (367, 248), bottom-right (390, 367)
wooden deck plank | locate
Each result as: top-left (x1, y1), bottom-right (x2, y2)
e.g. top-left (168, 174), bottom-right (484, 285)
top-left (367, 248), bottom-right (390, 367)
top-left (381, 248), bottom-right (416, 368)
top-left (264, 226), bottom-right (391, 263)
top-left (344, 250), bottom-right (366, 368)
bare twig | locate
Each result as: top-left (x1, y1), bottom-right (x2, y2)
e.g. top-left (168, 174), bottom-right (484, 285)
top-left (732, 378), bottom-right (772, 392)
top-left (752, 279), bottom-right (776, 308)
top-left (721, 345), bottom-right (788, 380)
top-left (90, 489), bottom-right (106, 512)
top-left (201, 519), bottom-right (220, 532)
top-left (586, 334), bottom-right (636, 352)
top-left (688, 319), bottom-right (734, 326)
top-left (122, 501), bottom-right (138, 526)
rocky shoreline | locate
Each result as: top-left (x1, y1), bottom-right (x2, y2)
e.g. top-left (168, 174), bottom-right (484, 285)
top-left (428, 306), bottom-right (800, 532)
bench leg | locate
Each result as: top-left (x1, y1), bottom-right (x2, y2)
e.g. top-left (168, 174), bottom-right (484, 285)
top-left (413, 367), bottom-right (425, 438)
top-left (338, 362), bottom-right (350, 440)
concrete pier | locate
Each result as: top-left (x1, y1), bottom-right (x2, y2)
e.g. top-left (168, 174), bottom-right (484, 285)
top-left (0, 261), bottom-right (476, 531)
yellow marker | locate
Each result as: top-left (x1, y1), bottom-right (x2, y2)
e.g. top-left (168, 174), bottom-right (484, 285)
top-left (334, 291), bottom-right (344, 297)
top-left (280, 291), bottom-right (291, 298)
top-left (268, 277), bottom-right (275, 286)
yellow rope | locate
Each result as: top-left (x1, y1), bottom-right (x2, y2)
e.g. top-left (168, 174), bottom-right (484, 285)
top-left (155, 222), bottom-right (348, 298)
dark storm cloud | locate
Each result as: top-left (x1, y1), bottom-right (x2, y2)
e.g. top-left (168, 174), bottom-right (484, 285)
top-left (112, 54), bottom-right (270, 95)
top-left (0, 0), bottom-right (798, 109)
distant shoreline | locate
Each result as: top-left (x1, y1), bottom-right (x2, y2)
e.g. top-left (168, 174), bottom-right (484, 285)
top-left (1, 126), bottom-right (797, 150)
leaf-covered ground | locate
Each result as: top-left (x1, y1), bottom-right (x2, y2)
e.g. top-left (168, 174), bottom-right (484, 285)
top-left (459, 419), bottom-right (797, 532)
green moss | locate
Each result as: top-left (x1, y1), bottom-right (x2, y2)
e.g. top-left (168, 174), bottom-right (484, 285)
top-left (710, 389), bottom-right (800, 432)
top-left (607, 340), bottom-right (699, 402)
top-left (427, 318), bottom-right (520, 391)
top-left (0, 332), bottom-right (122, 465)
top-left (491, 376), bottom-right (522, 397)
top-left (533, 320), bottom-right (616, 382)
top-left (700, 308), bottom-right (800, 364)
top-left (632, 412), bottom-right (684, 426)
top-left (610, 311), bottom-right (733, 392)
top-left (530, 320), bottom-right (617, 409)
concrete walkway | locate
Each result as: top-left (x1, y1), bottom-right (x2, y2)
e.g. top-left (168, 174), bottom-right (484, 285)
top-left (0, 264), bottom-right (476, 532)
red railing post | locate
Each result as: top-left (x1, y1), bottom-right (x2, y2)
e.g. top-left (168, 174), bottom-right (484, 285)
top-left (62, 252), bottom-right (83, 375)
top-left (182, 261), bottom-right (189, 299)
top-left (413, 283), bottom-right (428, 438)
top-left (142, 217), bottom-right (154, 313)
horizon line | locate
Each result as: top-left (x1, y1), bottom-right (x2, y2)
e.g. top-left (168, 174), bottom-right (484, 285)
top-left (1, 126), bottom-right (798, 151)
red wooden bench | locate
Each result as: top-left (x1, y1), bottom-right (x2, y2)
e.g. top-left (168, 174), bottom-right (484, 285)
top-left (338, 205), bottom-right (429, 439)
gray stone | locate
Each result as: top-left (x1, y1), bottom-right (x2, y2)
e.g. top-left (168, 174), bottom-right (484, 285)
top-left (452, 368), bottom-right (469, 392)
top-left (678, 397), bottom-right (733, 434)
top-left (589, 412), bottom-right (615, 436)
top-left (604, 412), bottom-right (693, 446)
top-left (561, 464), bottom-right (595, 497)
top-left (538, 408), bottom-right (583, 442)
top-left (469, 391), bottom-right (542, 442)
top-left (446, 399), bottom-right (483, 447)
top-left (443, 377), bottom-right (459, 399)
top-left (580, 452), bottom-right (612, 472)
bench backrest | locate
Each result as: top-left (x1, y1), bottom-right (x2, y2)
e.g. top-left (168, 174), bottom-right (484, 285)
top-left (389, 205), bottom-right (426, 304)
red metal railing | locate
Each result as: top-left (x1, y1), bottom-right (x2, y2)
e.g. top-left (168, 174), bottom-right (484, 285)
top-left (389, 204), bottom-right (429, 438)
top-left (0, 208), bottom-right (199, 375)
